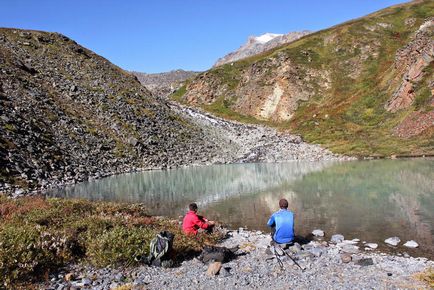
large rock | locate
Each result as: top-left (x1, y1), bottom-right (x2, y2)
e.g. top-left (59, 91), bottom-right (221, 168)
top-left (312, 229), bottom-right (325, 237)
top-left (403, 240), bottom-right (419, 248)
top-left (365, 243), bottom-right (378, 249)
top-left (385, 237), bottom-right (401, 246)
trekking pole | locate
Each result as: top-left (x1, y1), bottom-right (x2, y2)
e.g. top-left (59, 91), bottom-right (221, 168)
top-left (273, 244), bottom-right (305, 271)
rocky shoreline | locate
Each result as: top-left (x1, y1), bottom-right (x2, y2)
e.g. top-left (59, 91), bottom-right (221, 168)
top-left (39, 228), bottom-right (433, 290)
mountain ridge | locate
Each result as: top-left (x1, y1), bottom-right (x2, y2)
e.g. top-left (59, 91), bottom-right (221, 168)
top-left (132, 69), bottom-right (198, 97)
top-left (213, 31), bottom-right (311, 67)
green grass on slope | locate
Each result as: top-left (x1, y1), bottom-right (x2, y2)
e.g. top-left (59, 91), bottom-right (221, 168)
top-left (288, 1), bottom-right (434, 156)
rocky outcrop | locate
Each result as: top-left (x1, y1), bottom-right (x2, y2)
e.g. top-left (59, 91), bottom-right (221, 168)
top-left (132, 69), bottom-right (198, 97)
top-left (214, 31), bottom-right (311, 67)
top-left (385, 18), bottom-right (434, 112)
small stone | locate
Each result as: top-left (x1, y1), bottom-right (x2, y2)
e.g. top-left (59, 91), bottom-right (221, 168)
top-left (385, 237), bottom-right (400, 246)
top-left (330, 234), bottom-right (344, 244)
top-left (341, 253), bottom-right (352, 263)
top-left (366, 243), bottom-right (378, 249)
top-left (207, 262), bottom-right (222, 276)
top-left (341, 244), bottom-right (359, 254)
top-left (287, 243), bottom-right (302, 254)
top-left (403, 240), bottom-right (418, 248)
top-left (64, 273), bottom-right (74, 281)
top-left (81, 278), bottom-right (91, 286)
top-left (312, 229), bottom-right (324, 237)
top-left (309, 247), bottom-right (323, 257)
top-left (220, 267), bottom-right (232, 277)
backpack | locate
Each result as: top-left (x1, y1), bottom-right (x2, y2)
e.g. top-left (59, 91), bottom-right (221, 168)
top-left (136, 231), bottom-right (175, 267)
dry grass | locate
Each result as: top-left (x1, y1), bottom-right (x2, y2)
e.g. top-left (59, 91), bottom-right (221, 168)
top-left (413, 267), bottom-right (434, 288)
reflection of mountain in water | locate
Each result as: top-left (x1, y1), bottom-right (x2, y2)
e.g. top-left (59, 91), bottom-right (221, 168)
top-left (203, 159), bottom-right (434, 258)
top-left (47, 161), bottom-right (335, 216)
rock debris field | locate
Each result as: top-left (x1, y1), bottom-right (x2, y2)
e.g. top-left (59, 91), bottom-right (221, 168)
top-left (40, 229), bottom-right (433, 290)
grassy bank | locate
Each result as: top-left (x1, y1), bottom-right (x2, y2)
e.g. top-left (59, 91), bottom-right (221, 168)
top-left (0, 197), bottom-right (221, 287)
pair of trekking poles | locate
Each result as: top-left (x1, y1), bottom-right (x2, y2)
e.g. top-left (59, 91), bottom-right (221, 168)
top-left (272, 243), bottom-right (305, 272)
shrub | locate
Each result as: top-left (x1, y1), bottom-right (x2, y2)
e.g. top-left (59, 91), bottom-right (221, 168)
top-left (85, 225), bottom-right (154, 267)
top-left (0, 225), bottom-right (70, 286)
top-left (0, 197), bottom-right (222, 286)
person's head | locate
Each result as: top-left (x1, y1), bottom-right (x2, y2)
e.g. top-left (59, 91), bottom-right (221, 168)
top-left (189, 203), bottom-right (198, 212)
top-left (279, 198), bottom-right (288, 209)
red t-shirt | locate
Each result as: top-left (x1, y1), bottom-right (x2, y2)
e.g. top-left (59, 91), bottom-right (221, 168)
top-left (182, 210), bottom-right (209, 234)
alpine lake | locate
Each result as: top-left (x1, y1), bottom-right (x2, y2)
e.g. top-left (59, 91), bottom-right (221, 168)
top-left (47, 159), bottom-right (434, 259)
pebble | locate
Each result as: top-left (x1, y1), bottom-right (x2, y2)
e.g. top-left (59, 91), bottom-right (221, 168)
top-left (385, 237), bottom-right (401, 246)
top-left (312, 229), bottom-right (325, 237)
top-left (341, 253), bottom-right (352, 263)
top-left (207, 262), bottom-right (222, 276)
top-left (403, 240), bottom-right (419, 248)
top-left (366, 243), bottom-right (378, 249)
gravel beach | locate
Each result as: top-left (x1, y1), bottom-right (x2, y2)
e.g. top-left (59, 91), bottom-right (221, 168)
top-left (39, 229), bottom-right (433, 290)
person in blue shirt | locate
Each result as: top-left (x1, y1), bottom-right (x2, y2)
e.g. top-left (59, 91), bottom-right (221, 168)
top-left (267, 198), bottom-right (294, 246)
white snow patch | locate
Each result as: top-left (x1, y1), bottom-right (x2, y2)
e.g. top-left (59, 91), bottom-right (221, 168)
top-left (254, 33), bottom-right (282, 44)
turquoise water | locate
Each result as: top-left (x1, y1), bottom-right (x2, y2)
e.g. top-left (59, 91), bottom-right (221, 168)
top-left (47, 159), bottom-right (434, 258)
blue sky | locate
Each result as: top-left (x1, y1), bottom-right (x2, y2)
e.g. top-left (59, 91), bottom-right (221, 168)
top-left (2, 0), bottom-right (408, 73)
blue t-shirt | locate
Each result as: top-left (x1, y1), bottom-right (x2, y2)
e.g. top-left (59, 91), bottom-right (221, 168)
top-left (267, 209), bottom-right (294, 244)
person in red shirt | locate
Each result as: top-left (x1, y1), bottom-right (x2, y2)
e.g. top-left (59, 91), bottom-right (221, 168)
top-left (182, 203), bottom-right (215, 235)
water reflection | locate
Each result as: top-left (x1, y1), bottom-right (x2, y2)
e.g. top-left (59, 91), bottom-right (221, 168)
top-left (48, 159), bottom-right (434, 258)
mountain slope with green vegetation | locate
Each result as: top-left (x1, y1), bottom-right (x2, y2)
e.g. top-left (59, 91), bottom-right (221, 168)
top-left (174, 0), bottom-right (434, 157)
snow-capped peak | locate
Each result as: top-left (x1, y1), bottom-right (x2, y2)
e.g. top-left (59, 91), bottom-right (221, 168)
top-left (253, 33), bottom-right (283, 44)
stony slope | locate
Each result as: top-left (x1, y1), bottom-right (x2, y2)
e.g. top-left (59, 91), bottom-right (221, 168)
top-left (0, 28), bottom-right (219, 193)
top-left (214, 31), bottom-right (311, 67)
top-left (132, 69), bottom-right (198, 97)
top-left (175, 0), bottom-right (434, 157)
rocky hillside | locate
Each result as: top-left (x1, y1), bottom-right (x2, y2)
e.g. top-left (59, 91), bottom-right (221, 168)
top-left (0, 29), bottom-right (219, 194)
top-left (132, 69), bottom-right (198, 97)
top-left (175, 0), bottom-right (434, 157)
top-left (214, 31), bottom-right (311, 67)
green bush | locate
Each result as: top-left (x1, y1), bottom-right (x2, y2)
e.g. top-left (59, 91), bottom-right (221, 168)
top-left (85, 225), bottom-right (154, 267)
top-left (0, 225), bottom-right (70, 286)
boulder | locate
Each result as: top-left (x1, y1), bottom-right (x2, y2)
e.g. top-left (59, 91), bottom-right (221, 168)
top-left (403, 240), bottom-right (418, 248)
top-left (312, 229), bottom-right (324, 237)
top-left (385, 237), bottom-right (400, 246)
top-left (365, 243), bottom-right (378, 249)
